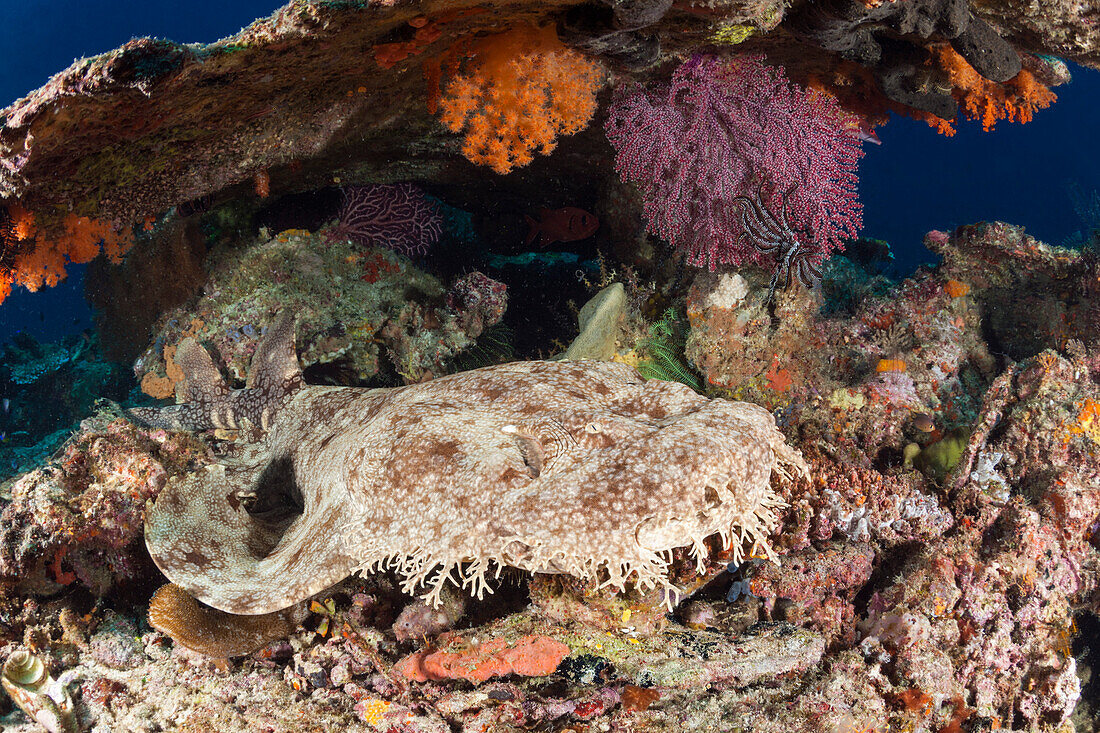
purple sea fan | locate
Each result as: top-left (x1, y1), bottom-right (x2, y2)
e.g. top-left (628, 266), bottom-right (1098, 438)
top-left (332, 183), bottom-right (443, 256)
top-left (604, 54), bottom-right (864, 274)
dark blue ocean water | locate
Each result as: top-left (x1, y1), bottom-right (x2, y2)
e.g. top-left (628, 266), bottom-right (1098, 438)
top-left (860, 63), bottom-right (1100, 275)
top-left (1, 2), bottom-right (1098, 345)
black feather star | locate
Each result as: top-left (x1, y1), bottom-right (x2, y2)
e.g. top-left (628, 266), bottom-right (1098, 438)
top-left (731, 184), bottom-right (824, 302)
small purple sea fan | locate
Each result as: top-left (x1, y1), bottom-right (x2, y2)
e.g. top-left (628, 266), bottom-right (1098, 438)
top-left (332, 183), bottom-right (443, 256)
top-left (605, 55), bottom-right (864, 274)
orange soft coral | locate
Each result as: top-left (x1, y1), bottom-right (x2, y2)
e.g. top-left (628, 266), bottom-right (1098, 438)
top-left (931, 45), bottom-right (1056, 133)
top-left (433, 25), bottom-right (604, 175)
top-left (0, 205), bottom-right (134, 304)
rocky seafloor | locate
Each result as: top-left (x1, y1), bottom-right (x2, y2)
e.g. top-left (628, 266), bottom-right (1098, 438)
top-left (0, 0), bottom-right (1098, 731)
top-left (0, 219), bottom-right (1095, 732)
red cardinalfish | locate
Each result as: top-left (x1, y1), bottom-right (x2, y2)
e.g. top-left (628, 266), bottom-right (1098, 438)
top-left (524, 207), bottom-right (599, 247)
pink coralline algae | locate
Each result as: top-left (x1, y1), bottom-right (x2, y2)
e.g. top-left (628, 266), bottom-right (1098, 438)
top-left (331, 183), bottom-right (443, 256)
top-left (925, 221), bottom-right (1100, 359)
top-left (605, 54), bottom-right (863, 272)
top-left (772, 455), bottom-right (955, 554)
top-left (853, 346), bottom-right (1100, 728)
top-left (746, 541), bottom-right (874, 647)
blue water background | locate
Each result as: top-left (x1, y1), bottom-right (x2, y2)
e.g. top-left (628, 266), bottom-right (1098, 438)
top-left (861, 63), bottom-right (1100, 274)
top-left (1, 1), bottom-right (1098, 345)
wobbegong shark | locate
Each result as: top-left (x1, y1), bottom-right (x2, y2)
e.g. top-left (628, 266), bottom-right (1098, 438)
top-left (134, 313), bottom-right (806, 616)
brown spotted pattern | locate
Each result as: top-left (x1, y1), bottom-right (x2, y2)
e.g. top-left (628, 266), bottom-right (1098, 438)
top-left (130, 313), bottom-right (302, 434)
top-left (144, 320), bottom-right (807, 615)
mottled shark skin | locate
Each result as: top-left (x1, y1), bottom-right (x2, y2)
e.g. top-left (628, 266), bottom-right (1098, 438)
top-left (140, 315), bottom-right (808, 615)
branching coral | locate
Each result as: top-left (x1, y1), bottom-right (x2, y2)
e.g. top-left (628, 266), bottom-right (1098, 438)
top-left (432, 25), bottom-right (604, 174)
top-left (931, 45), bottom-right (1056, 134)
top-left (0, 204), bottom-right (134, 304)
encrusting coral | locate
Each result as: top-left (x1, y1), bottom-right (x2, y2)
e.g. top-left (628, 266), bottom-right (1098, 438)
top-left (135, 312), bottom-right (807, 618)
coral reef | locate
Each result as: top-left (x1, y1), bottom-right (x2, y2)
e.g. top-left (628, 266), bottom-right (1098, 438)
top-left (0, 333), bottom-right (130, 482)
top-left (0, 206), bottom-right (134, 305)
top-left (1, 0), bottom-right (1099, 727)
top-left (0, 413), bottom-right (209, 597)
top-left (558, 0), bottom-right (672, 70)
top-left (0, 0), bottom-right (1090, 302)
top-left (0, 220), bottom-right (1096, 733)
top-left (784, 0), bottom-right (1021, 117)
top-left (133, 227), bottom-right (507, 389)
top-left (926, 222), bottom-right (1100, 358)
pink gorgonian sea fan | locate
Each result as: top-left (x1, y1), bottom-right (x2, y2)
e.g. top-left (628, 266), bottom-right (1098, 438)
top-left (332, 183), bottom-right (443, 256)
top-left (605, 54), bottom-right (864, 277)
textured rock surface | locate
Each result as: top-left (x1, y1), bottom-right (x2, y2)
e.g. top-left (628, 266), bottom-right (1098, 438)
top-left (0, 222), bottom-right (1096, 731)
top-left (0, 0), bottom-right (1093, 233)
top-left (133, 229), bottom-right (507, 388)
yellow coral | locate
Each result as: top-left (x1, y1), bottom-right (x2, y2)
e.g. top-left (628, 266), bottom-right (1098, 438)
top-left (358, 699), bottom-right (391, 726)
top-left (710, 23), bottom-right (755, 45)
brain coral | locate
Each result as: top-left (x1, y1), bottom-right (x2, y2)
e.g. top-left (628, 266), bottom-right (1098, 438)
top-left (137, 315), bottom-right (807, 615)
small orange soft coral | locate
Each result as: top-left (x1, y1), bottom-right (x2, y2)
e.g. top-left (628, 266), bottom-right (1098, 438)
top-left (931, 45), bottom-right (1056, 133)
top-left (433, 25), bottom-right (604, 174)
top-left (0, 205), bottom-right (134, 303)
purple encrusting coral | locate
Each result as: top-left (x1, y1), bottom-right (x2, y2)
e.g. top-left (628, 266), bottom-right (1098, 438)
top-left (331, 183), bottom-right (443, 256)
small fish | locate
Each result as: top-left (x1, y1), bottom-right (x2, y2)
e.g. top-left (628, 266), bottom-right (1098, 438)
top-left (524, 207), bottom-right (599, 247)
top-left (911, 413), bottom-right (935, 432)
top-left (856, 125), bottom-right (882, 146)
